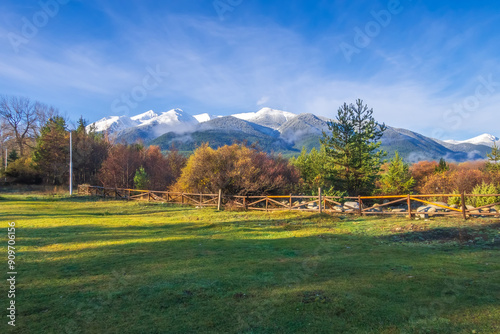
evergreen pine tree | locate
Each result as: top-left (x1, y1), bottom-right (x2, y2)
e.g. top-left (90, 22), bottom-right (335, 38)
top-left (379, 151), bottom-right (415, 195)
top-left (320, 99), bottom-right (386, 195)
top-left (486, 143), bottom-right (500, 172)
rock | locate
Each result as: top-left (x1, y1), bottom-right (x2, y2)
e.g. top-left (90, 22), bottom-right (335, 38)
top-left (417, 206), bottom-right (431, 213)
top-left (332, 205), bottom-right (344, 212)
top-left (391, 208), bottom-right (407, 213)
top-left (365, 207), bottom-right (382, 213)
top-left (430, 201), bottom-right (449, 208)
top-left (344, 201), bottom-right (360, 210)
top-left (307, 202), bottom-right (318, 209)
top-left (449, 204), bottom-right (458, 209)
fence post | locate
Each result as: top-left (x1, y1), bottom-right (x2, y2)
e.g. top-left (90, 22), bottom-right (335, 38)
top-left (461, 191), bottom-right (467, 220)
top-left (266, 196), bottom-right (269, 212)
top-left (243, 196), bottom-right (247, 210)
top-left (318, 188), bottom-right (322, 214)
top-left (407, 194), bottom-right (412, 219)
top-left (182, 193), bottom-right (184, 205)
top-left (358, 195), bottom-right (362, 216)
top-left (218, 189), bottom-right (222, 211)
top-left (289, 193), bottom-right (292, 211)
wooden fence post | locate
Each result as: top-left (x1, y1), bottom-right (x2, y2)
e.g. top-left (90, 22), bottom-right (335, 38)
top-left (318, 188), bottom-right (322, 214)
top-left (266, 196), bottom-right (269, 212)
top-left (407, 194), bottom-right (412, 219)
top-left (358, 195), bottom-right (362, 216)
top-left (461, 191), bottom-right (467, 220)
top-left (289, 194), bottom-right (292, 211)
top-left (217, 189), bottom-right (222, 211)
top-left (243, 196), bottom-right (247, 210)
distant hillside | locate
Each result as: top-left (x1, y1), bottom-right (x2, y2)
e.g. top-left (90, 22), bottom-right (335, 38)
top-left (149, 129), bottom-right (296, 153)
top-left (89, 107), bottom-right (497, 162)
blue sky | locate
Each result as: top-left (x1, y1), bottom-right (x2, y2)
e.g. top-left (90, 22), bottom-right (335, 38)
top-left (1, 0), bottom-right (499, 140)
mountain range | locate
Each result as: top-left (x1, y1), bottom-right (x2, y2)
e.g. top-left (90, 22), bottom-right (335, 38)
top-left (87, 108), bottom-right (498, 162)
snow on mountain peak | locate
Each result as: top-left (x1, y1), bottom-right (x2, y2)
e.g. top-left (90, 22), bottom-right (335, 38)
top-left (444, 133), bottom-right (500, 147)
top-left (232, 107), bottom-right (297, 130)
top-left (131, 110), bottom-right (158, 122)
top-left (87, 115), bottom-right (138, 133)
top-left (193, 113), bottom-right (217, 123)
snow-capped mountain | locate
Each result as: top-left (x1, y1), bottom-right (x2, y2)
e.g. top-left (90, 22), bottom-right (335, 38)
top-left (130, 110), bottom-right (158, 122)
top-left (444, 133), bottom-right (500, 148)
top-left (88, 115), bottom-right (139, 133)
top-left (232, 107), bottom-right (296, 130)
top-left (87, 108), bottom-right (198, 139)
top-left (193, 113), bottom-right (218, 123)
top-left (87, 106), bottom-right (496, 162)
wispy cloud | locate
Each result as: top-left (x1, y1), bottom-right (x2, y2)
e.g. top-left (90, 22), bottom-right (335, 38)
top-left (0, 1), bottom-right (499, 139)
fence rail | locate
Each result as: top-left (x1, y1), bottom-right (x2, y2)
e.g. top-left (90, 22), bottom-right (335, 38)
top-left (78, 185), bottom-right (500, 220)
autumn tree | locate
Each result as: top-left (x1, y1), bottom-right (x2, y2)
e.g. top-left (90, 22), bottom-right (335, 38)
top-left (174, 143), bottom-right (298, 195)
top-left (98, 144), bottom-right (143, 188)
top-left (142, 145), bottom-right (186, 190)
top-left (72, 118), bottom-right (109, 185)
top-left (321, 99), bottom-right (386, 195)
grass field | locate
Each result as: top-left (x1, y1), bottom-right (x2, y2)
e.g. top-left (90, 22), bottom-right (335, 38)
top-left (1, 194), bottom-right (500, 333)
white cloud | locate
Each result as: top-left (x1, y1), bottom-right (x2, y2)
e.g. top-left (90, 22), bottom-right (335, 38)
top-left (256, 96), bottom-right (270, 106)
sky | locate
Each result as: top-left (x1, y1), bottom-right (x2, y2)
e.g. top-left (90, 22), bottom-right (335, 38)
top-left (1, 0), bottom-right (499, 140)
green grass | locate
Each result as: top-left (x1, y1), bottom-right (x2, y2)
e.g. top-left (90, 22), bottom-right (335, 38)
top-left (1, 195), bottom-right (500, 333)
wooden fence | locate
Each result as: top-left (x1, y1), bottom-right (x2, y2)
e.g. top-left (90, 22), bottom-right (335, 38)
top-left (78, 185), bottom-right (500, 220)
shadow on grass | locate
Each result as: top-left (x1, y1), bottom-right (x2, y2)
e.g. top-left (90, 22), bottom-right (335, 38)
top-left (386, 222), bottom-right (500, 248)
top-left (16, 227), bottom-right (500, 334)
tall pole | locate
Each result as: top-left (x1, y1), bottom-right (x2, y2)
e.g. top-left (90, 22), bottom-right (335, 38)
top-left (69, 131), bottom-right (73, 195)
top-left (4, 148), bottom-right (7, 182)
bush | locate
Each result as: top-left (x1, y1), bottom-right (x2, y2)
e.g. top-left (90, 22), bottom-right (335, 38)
top-left (467, 182), bottom-right (500, 208)
top-left (133, 167), bottom-right (149, 190)
top-left (174, 143), bottom-right (298, 195)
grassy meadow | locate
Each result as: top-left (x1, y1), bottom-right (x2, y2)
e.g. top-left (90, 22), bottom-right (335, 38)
top-left (1, 194), bottom-right (499, 333)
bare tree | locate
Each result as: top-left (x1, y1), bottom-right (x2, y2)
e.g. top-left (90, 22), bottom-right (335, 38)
top-left (0, 95), bottom-right (58, 156)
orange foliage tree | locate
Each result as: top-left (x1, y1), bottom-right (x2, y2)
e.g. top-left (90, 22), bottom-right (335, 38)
top-left (174, 143), bottom-right (298, 195)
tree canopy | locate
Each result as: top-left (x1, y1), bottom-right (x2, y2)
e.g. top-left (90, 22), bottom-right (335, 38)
top-left (320, 99), bottom-right (386, 196)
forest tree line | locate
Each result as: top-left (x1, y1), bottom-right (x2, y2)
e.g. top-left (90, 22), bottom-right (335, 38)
top-left (1, 96), bottom-right (499, 198)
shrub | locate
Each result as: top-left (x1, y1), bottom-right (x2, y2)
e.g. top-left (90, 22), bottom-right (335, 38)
top-left (378, 151), bottom-right (415, 195)
top-left (467, 182), bottom-right (500, 208)
top-left (174, 143), bottom-right (298, 195)
top-left (133, 166), bottom-right (149, 190)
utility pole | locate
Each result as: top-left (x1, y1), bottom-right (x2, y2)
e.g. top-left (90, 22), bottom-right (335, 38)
top-left (69, 131), bottom-right (73, 195)
top-left (4, 148), bottom-right (6, 182)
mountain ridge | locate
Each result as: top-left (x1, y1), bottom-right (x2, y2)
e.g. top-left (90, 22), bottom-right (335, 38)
top-left (87, 107), bottom-right (497, 162)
